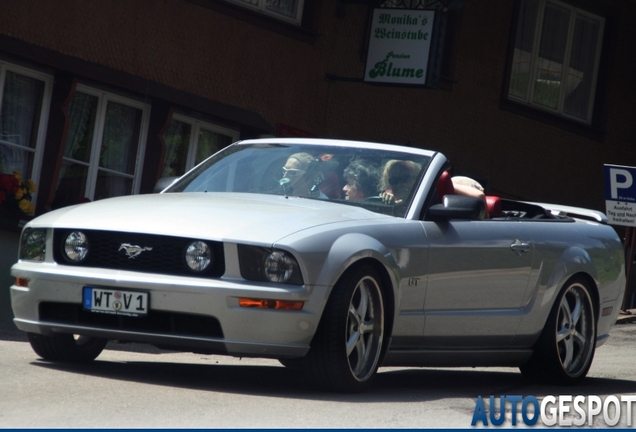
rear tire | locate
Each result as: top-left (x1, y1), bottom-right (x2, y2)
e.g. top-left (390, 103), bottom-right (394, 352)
top-left (304, 264), bottom-right (386, 392)
top-left (520, 276), bottom-right (596, 384)
top-left (27, 332), bottom-right (108, 363)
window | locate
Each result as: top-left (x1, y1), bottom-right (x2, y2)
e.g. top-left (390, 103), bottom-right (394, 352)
top-left (53, 85), bottom-right (149, 208)
top-left (161, 114), bottom-right (239, 178)
top-left (0, 62), bottom-right (51, 191)
top-left (508, 0), bottom-right (604, 124)
top-left (379, 0), bottom-right (443, 9)
top-left (227, 0), bottom-right (304, 24)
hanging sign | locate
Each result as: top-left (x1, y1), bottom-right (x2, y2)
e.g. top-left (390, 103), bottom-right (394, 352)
top-left (604, 164), bottom-right (636, 227)
top-left (364, 8), bottom-right (436, 86)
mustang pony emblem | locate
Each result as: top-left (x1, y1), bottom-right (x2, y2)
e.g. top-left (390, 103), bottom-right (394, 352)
top-left (118, 243), bottom-right (153, 259)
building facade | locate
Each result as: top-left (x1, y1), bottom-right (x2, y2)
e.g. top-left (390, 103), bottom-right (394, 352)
top-left (0, 0), bottom-right (635, 225)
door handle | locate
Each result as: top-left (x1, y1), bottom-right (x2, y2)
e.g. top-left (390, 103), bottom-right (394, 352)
top-left (510, 239), bottom-right (531, 253)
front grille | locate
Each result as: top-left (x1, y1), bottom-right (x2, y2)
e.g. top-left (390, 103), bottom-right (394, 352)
top-left (53, 229), bottom-right (225, 278)
top-left (39, 302), bottom-right (224, 338)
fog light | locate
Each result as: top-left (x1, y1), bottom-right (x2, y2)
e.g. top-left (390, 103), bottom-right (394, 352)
top-left (63, 231), bottom-right (89, 263)
top-left (185, 241), bottom-right (212, 272)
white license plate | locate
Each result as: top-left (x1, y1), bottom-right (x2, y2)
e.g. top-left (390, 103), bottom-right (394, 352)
top-left (83, 287), bottom-right (149, 317)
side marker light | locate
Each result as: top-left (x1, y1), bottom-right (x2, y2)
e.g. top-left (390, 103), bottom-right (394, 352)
top-left (239, 298), bottom-right (304, 310)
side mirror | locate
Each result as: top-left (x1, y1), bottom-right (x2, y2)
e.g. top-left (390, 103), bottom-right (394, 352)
top-left (153, 176), bottom-right (179, 193)
top-left (428, 195), bottom-right (486, 220)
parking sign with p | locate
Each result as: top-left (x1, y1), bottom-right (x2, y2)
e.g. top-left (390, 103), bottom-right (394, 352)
top-left (605, 164), bottom-right (636, 227)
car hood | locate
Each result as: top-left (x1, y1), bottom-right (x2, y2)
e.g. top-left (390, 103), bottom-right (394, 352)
top-left (28, 193), bottom-right (390, 244)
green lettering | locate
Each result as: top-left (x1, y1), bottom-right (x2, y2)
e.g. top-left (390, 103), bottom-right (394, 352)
top-left (401, 68), bottom-right (416, 78)
top-left (369, 59), bottom-right (388, 78)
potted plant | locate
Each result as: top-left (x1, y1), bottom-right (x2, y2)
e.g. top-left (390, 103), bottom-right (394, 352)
top-left (0, 171), bottom-right (36, 229)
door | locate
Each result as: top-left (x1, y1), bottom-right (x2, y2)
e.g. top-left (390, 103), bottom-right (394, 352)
top-left (421, 219), bottom-right (535, 348)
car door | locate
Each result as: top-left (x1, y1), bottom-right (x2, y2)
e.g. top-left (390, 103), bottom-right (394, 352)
top-left (420, 218), bottom-right (535, 348)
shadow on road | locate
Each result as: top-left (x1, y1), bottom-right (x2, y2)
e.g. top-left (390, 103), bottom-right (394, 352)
top-left (27, 356), bottom-right (636, 403)
top-left (0, 327), bottom-right (27, 342)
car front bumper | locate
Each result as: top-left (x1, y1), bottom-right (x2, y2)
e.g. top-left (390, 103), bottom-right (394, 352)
top-left (10, 261), bottom-right (327, 358)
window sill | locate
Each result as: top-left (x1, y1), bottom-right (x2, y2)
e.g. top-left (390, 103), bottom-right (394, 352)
top-left (186, 0), bottom-right (319, 44)
top-left (500, 98), bottom-right (606, 142)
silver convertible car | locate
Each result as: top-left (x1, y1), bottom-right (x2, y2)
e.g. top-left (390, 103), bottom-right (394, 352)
top-left (11, 138), bottom-right (625, 392)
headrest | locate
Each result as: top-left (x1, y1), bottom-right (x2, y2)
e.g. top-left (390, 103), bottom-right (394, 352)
top-left (437, 170), bottom-right (455, 201)
top-left (320, 171), bottom-right (341, 199)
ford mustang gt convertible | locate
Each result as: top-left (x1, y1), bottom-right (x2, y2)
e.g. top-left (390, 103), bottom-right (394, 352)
top-left (11, 138), bottom-right (625, 392)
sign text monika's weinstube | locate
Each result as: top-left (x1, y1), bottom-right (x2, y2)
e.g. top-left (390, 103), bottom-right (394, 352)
top-left (364, 9), bottom-right (435, 85)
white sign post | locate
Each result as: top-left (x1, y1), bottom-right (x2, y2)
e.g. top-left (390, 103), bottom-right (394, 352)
top-left (364, 9), bottom-right (435, 86)
top-left (604, 164), bottom-right (636, 227)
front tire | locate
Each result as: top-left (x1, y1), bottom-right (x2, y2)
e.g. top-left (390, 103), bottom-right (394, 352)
top-left (520, 276), bottom-right (596, 384)
top-left (305, 264), bottom-right (386, 392)
top-left (27, 332), bottom-right (108, 363)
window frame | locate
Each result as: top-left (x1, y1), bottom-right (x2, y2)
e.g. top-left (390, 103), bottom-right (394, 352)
top-left (226, 0), bottom-right (305, 25)
top-left (506, 0), bottom-right (605, 125)
top-left (163, 113), bottom-right (240, 177)
top-left (185, 0), bottom-right (318, 43)
top-left (0, 61), bottom-right (53, 202)
top-left (60, 84), bottom-right (150, 201)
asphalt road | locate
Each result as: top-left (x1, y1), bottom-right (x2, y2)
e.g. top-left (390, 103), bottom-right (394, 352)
top-left (1, 320), bottom-right (636, 428)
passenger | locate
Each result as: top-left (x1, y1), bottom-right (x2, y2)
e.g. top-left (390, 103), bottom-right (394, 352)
top-left (342, 159), bottom-right (380, 201)
top-left (450, 175), bottom-right (488, 218)
top-left (280, 152), bottom-right (328, 199)
top-left (451, 175), bottom-right (485, 201)
top-left (379, 160), bottom-right (421, 204)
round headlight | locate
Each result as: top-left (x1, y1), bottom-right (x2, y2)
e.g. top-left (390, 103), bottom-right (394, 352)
top-left (265, 251), bottom-right (295, 283)
top-left (185, 241), bottom-right (212, 272)
top-left (63, 231), bottom-right (89, 262)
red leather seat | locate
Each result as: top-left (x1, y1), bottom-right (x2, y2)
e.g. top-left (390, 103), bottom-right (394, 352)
top-left (436, 170), bottom-right (455, 201)
top-left (486, 196), bottom-right (502, 217)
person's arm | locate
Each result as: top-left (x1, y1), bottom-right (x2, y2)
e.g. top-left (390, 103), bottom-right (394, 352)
top-left (452, 183), bottom-right (485, 200)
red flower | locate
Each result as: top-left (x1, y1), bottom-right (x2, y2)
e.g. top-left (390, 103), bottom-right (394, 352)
top-left (1, 172), bottom-right (36, 215)
top-left (0, 173), bottom-right (19, 193)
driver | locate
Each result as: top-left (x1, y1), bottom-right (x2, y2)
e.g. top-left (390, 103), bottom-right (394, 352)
top-left (280, 152), bottom-right (328, 198)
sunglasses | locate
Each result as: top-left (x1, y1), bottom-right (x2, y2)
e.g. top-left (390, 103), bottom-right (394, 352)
top-left (282, 167), bottom-right (305, 177)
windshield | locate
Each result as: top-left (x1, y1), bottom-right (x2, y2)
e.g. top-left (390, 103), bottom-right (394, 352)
top-left (166, 142), bottom-right (432, 217)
